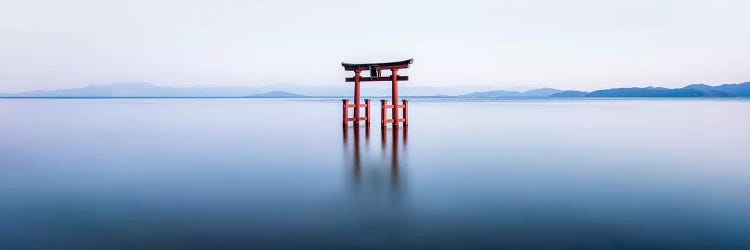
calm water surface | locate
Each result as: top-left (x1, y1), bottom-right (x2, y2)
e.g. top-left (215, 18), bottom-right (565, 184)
top-left (1, 98), bottom-right (749, 249)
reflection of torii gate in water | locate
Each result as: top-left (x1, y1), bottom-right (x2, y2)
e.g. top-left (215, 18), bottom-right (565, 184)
top-left (342, 126), bottom-right (407, 189)
top-left (341, 59), bottom-right (413, 127)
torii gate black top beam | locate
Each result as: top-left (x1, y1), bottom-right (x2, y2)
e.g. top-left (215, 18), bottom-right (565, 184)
top-left (341, 59), bottom-right (414, 71)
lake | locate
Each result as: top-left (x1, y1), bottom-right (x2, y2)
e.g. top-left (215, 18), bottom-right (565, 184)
top-left (1, 98), bottom-right (749, 249)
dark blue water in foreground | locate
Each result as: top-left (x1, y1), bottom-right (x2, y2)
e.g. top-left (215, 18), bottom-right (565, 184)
top-left (1, 98), bottom-right (749, 249)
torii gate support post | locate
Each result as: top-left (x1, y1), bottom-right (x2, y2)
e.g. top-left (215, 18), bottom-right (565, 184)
top-left (342, 99), bottom-right (349, 126)
top-left (353, 70), bottom-right (361, 124)
top-left (403, 99), bottom-right (408, 125)
top-left (382, 69), bottom-right (408, 127)
top-left (342, 69), bottom-right (371, 126)
top-left (365, 99), bottom-right (371, 124)
top-left (391, 69), bottom-right (399, 126)
top-left (380, 100), bottom-right (387, 127)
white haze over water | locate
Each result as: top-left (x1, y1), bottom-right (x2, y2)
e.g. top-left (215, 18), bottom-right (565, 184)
top-left (1, 0), bottom-right (749, 92)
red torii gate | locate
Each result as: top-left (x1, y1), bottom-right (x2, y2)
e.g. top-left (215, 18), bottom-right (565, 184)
top-left (341, 59), bottom-right (413, 127)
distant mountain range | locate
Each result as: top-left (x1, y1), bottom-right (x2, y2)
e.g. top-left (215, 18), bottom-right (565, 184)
top-left (459, 88), bottom-right (563, 98)
top-left (0, 82), bottom-right (492, 97)
top-left (550, 82), bottom-right (750, 98)
top-left (461, 82), bottom-right (750, 98)
top-left (0, 82), bottom-right (261, 97)
top-left (1, 81), bottom-right (748, 98)
top-left (245, 91), bottom-right (306, 98)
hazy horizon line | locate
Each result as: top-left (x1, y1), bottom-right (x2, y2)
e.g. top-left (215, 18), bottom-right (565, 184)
top-left (3, 80), bottom-right (749, 94)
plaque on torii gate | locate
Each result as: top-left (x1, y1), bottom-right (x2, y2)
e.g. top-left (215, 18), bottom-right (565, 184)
top-left (341, 59), bottom-right (413, 127)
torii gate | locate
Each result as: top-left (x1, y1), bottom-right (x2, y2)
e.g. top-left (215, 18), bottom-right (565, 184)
top-left (341, 59), bottom-right (413, 127)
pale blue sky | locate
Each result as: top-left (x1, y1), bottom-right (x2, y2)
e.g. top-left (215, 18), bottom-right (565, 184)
top-left (1, 0), bottom-right (748, 92)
